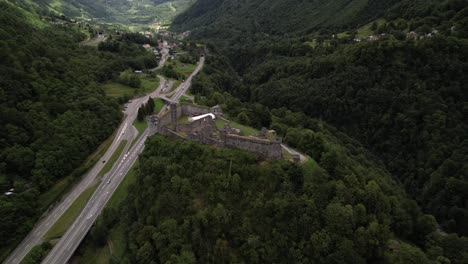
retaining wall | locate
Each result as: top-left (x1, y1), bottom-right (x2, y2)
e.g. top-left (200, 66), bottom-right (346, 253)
top-left (224, 134), bottom-right (283, 159)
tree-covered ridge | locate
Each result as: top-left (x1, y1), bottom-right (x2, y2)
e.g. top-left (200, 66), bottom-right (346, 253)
top-left (172, 0), bottom-right (401, 36)
top-left (98, 135), bottom-right (467, 263)
top-left (225, 33), bottom-right (468, 237)
top-left (170, 0), bottom-right (468, 237)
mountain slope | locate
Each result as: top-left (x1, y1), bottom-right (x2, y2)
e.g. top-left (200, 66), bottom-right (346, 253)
top-left (172, 0), bottom-right (401, 35)
top-left (170, 0), bottom-right (468, 243)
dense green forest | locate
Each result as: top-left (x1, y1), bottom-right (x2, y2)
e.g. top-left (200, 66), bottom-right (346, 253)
top-left (172, 0), bottom-right (401, 36)
top-left (87, 135), bottom-right (467, 263)
top-left (171, 0), bottom-right (468, 239)
top-left (0, 0), bottom-right (156, 259)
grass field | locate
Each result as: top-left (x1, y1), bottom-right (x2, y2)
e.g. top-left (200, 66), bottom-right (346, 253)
top-left (103, 82), bottom-right (136, 98)
top-left (140, 77), bottom-right (160, 94)
top-left (154, 98), bottom-right (164, 113)
top-left (173, 80), bottom-right (181, 91)
top-left (133, 119), bottom-right (148, 135)
top-left (172, 61), bottom-right (197, 78)
top-left (44, 184), bottom-right (99, 239)
top-left (337, 18), bottom-right (386, 39)
top-left (103, 76), bottom-right (160, 99)
top-left (215, 119), bottom-right (259, 136)
top-left (97, 140), bottom-right (127, 178)
top-left (106, 161), bottom-right (139, 209)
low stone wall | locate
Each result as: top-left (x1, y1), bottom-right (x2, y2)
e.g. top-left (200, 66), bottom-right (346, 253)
top-left (223, 134), bottom-right (283, 159)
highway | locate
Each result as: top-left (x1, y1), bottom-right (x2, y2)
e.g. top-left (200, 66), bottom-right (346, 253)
top-left (159, 56), bottom-right (205, 115)
top-left (42, 130), bottom-right (150, 264)
top-left (39, 57), bottom-right (205, 264)
top-left (3, 77), bottom-right (167, 264)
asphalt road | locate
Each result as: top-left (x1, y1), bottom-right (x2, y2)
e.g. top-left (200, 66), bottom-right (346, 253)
top-left (42, 130), bottom-right (150, 264)
top-left (39, 57), bottom-right (204, 264)
top-left (151, 44), bottom-right (170, 71)
top-left (3, 77), bottom-right (167, 264)
top-left (159, 56), bottom-right (205, 115)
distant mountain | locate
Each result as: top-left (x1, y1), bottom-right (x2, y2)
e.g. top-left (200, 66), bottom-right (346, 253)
top-left (172, 0), bottom-right (401, 35)
top-left (16, 0), bottom-right (195, 24)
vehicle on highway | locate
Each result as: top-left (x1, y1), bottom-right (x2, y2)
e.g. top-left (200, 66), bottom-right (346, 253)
top-left (102, 160), bottom-right (106, 163)
top-left (107, 180), bottom-right (111, 184)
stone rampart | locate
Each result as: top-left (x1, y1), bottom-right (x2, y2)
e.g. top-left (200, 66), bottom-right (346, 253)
top-left (223, 134), bottom-right (283, 159)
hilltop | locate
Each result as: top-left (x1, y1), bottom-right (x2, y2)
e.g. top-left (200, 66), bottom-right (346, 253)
top-left (167, 0), bottom-right (468, 262)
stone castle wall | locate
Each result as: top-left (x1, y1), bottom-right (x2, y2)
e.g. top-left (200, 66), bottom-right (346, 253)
top-left (176, 116), bottom-right (217, 135)
top-left (223, 134), bottom-right (283, 159)
top-left (158, 103), bottom-right (211, 130)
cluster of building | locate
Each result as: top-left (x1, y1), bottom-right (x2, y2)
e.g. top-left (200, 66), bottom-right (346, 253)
top-left (148, 104), bottom-right (283, 160)
top-left (406, 30), bottom-right (439, 40)
top-left (352, 34), bottom-right (389, 42)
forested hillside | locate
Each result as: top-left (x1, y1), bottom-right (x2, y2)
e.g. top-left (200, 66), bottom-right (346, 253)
top-left (0, 0), bottom-right (154, 259)
top-left (89, 135), bottom-right (467, 263)
top-left (171, 0), bottom-right (468, 243)
top-left (173, 0), bottom-right (401, 36)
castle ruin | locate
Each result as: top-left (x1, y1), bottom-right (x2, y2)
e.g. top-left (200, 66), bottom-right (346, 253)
top-left (149, 103), bottom-right (283, 159)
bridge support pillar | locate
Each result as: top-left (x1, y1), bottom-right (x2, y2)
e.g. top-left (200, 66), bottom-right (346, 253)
top-left (170, 103), bottom-right (177, 131)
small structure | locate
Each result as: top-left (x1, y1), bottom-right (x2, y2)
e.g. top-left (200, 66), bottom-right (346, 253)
top-left (4, 188), bottom-right (14, 196)
top-left (188, 113), bottom-right (215, 122)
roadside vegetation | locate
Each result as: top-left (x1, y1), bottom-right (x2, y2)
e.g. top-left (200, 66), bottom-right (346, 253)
top-left (74, 162), bottom-right (140, 263)
top-left (45, 184), bottom-right (99, 240)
